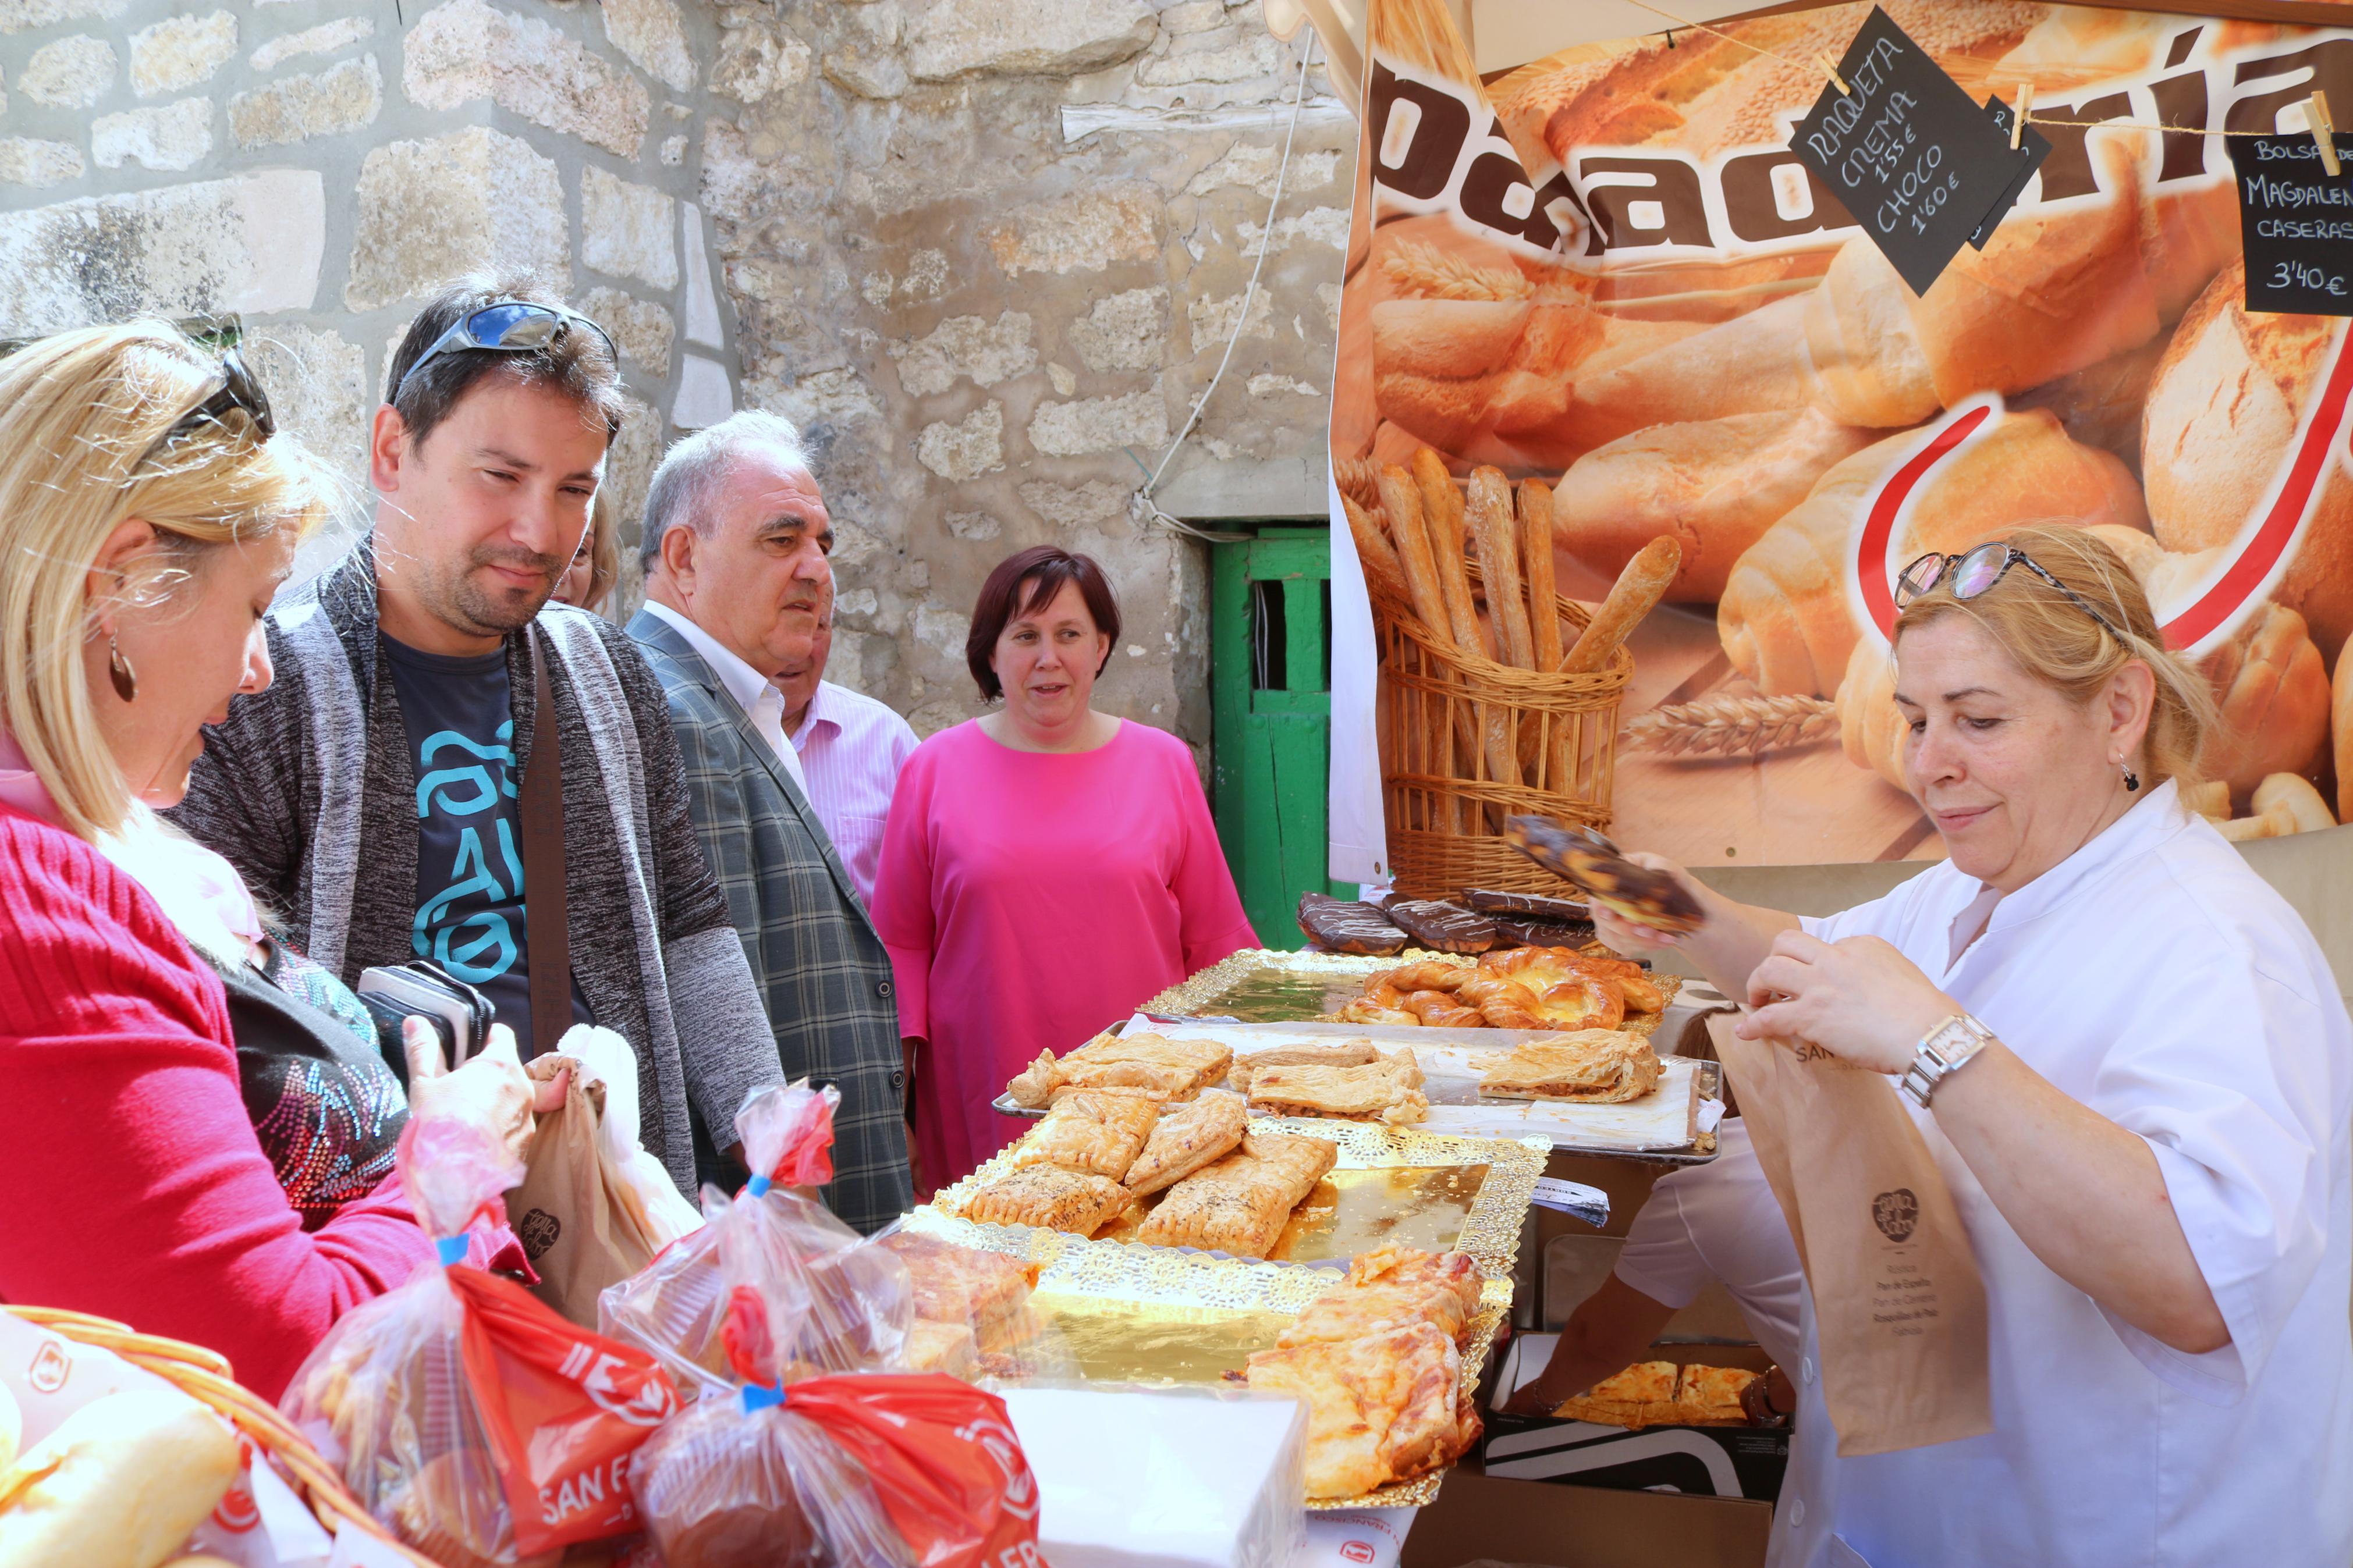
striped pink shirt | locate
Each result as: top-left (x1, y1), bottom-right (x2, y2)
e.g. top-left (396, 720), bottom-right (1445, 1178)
top-left (789, 680), bottom-right (918, 907)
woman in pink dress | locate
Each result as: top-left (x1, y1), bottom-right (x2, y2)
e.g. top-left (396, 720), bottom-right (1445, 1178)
top-left (872, 546), bottom-right (1258, 1188)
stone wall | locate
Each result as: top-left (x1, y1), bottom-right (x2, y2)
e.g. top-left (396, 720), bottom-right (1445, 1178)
top-left (0, 0), bottom-right (1357, 748)
top-left (697, 0), bottom-right (1353, 741)
top-left (0, 0), bottom-right (742, 586)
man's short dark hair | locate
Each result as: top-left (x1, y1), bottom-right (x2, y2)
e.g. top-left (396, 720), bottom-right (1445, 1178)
top-left (966, 545), bottom-right (1122, 701)
top-left (384, 271), bottom-right (624, 452)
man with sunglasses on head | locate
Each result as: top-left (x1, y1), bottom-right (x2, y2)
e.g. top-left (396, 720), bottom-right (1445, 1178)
top-left (172, 273), bottom-right (783, 1198)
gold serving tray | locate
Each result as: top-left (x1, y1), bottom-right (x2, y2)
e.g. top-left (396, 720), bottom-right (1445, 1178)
top-left (934, 1118), bottom-right (1546, 1285)
top-left (893, 1206), bottom-right (1511, 1509)
top-left (1144, 947), bottom-right (1678, 1034)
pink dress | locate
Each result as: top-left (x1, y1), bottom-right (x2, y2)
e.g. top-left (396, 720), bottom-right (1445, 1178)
top-left (871, 720), bottom-right (1259, 1187)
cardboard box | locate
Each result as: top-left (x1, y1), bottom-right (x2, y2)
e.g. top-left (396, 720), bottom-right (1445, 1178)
top-left (1481, 1336), bottom-right (1791, 1503)
top-left (1400, 1470), bottom-right (1771, 1568)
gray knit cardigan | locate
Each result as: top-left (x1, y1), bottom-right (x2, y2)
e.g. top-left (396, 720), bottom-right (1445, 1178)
top-left (170, 545), bottom-right (783, 1194)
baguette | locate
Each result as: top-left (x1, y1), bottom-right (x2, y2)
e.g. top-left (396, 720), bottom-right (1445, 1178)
top-left (1376, 464), bottom-right (1454, 641)
top-left (1566, 293), bottom-right (1815, 448)
top-left (1467, 468), bottom-right (1533, 669)
top-left (1342, 494), bottom-right (1411, 607)
top-left (1414, 446), bottom-right (1490, 660)
top-left (1518, 479), bottom-right (1563, 669)
top-left (1561, 538), bottom-right (1679, 674)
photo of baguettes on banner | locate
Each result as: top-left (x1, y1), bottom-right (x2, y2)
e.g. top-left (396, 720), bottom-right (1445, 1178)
top-left (1332, 1), bottom-right (2353, 874)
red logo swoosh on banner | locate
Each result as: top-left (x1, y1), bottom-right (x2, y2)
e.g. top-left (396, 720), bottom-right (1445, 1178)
top-left (1859, 403), bottom-right (1995, 638)
top-left (2160, 329), bottom-right (2353, 650)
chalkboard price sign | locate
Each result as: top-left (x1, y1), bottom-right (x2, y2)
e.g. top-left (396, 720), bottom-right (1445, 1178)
top-left (1789, 6), bottom-right (2036, 297)
top-left (1972, 96), bottom-right (2052, 250)
top-left (2229, 133), bottom-right (2353, 316)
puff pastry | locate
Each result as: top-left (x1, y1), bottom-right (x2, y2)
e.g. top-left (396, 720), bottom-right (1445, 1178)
top-left (1243, 1322), bottom-right (1480, 1499)
top-left (1478, 1030), bottom-right (1660, 1104)
top-left (1670, 1363), bottom-right (1759, 1425)
top-left (1279, 1249), bottom-right (1485, 1349)
top-left (877, 1231), bottom-right (1041, 1333)
top-left (1247, 1050), bottom-right (1429, 1125)
top-left (1550, 1360), bottom-right (1759, 1428)
top-left (902, 1318), bottom-right (979, 1379)
top-left (1123, 1090), bottom-right (1248, 1195)
top-left (1228, 1040), bottom-right (1378, 1094)
top-left (1134, 1130), bottom-right (1339, 1258)
top-left (1002, 1034), bottom-right (1234, 1108)
top-left (1010, 1089), bottom-right (1159, 1178)
top-left (962, 1165), bottom-right (1133, 1236)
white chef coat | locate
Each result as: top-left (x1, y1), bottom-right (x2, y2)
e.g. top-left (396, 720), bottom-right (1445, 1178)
top-left (1614, 1118), bottom-right (1807, 1370)
top-left (1777, 781), bottom-right (2353, 1568)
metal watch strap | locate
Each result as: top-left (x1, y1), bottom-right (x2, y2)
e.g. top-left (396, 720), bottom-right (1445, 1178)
top-left (1898, 1013), bottom-right (1991, 1109)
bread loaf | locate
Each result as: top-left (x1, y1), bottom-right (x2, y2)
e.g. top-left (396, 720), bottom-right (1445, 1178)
top-left (1549, 407), bottom-right (1873, 601)
top-left (2334, 632), bottom-right (2353, 825)
top-left (1719, 410), bottom-right (2148, 696)
top-left (1376, 465), bottom-right (1454, 641)
top-left (0, 1389), bottom-right (240, 1568)
top-left (2142, 259), bottom-right (2353, 650)
top-left (1835, 638), bottom-right (1908, 792)
top-left (1467, 467), bottom-right (1534, 667)
top-left (1342, 495), bottom-right (1410, 607)
top-left (1518, 480), bottom-right (1564, 668)
top-left (1563, 537), bottom-right (1679, 674)
top-left (1566, 293), bottom-right (1816, 447)
top-left (1414, 447), bottom-right (1490, 661)
top-left (2195, 601), bottom-right (2329, 803)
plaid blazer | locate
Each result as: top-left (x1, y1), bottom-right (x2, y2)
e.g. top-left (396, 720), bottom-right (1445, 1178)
top-left (627, 611), bottom-right (913, 1232)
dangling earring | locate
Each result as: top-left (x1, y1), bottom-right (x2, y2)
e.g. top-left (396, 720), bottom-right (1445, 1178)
top-left (2123, 764), bottom-right (2140, 793)
top-left (108, 634), bottom-right (136, 703)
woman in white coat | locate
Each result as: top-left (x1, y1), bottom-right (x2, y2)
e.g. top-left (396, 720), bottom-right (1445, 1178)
top-left (1600, 527), bottom-right (2352, 1567)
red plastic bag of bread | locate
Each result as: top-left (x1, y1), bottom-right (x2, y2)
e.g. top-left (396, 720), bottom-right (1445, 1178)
top-left (599, 1082), bottom-right (914, 1401)
top-left (281, 1117), bottom-right (680, 1567)
top-left (631, 1372), bottom-right (1040, 1568)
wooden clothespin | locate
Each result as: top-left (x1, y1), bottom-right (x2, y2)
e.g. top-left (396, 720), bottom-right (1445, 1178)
top-left (2011, 83), bottom-right (2033, 151)
top-left (1820, 52), bottom-right (1851, 96)
top-left (2313, 90), bottom-right (2340, 177)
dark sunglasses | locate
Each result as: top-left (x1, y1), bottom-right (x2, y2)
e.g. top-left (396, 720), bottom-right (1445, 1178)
top-left (1895, 542), bottom-right (2130, 645)
top-left (395, 301), bottom-right (617, 400)
top-left (142, 346), bottom-right (275, 463)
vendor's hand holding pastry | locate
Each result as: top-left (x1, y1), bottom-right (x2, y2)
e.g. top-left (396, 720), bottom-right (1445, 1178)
top-left (1736, 929), bottom-right (1965, 1076)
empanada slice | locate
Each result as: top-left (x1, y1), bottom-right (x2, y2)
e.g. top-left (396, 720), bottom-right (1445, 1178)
top-left (1010, 1089), bottom-right (1158, 1178)
top-left (1478, 1030), bottom-right (1660, 1104)
top-left (1123, 1090), bottom-right (1248, 1195)
top-left (961, 1165), bottom-right (1133, 1235)
top-left (1230, 1039), bottom-right (1379, 1093)
top-left (1672, 1363), bottom-right (1758, 1425)
top-left (1551, 1359), bottom-right (1681, 1428)
top-left (1247, 1051), bottom-right (1428, 1124)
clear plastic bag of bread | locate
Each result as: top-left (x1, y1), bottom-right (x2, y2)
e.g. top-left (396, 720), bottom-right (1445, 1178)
top-left (280, 1115), bottom-right (680, 1568)
top-left (631, 1370), bottom-right (1042, 1568)
top-left (600, 1081), bottom-right (917, 1402)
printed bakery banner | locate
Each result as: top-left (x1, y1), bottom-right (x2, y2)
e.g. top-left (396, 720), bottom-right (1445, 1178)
top-left (1329, 1), bottom-right (2353, 875)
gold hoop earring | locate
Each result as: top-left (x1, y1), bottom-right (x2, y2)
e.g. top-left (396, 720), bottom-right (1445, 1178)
top-left (108, 635), bottom-right (136, 703)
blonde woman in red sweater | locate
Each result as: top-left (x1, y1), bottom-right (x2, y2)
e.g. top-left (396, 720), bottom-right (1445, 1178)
top-left (0, 324), bottom-right (546, 1398)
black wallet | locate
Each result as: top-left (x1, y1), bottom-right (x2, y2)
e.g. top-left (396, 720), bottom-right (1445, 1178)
top-left (356, 961), bottom-right (496, 1088)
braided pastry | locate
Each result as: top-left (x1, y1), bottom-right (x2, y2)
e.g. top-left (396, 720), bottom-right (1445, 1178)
top-left (1379, 961), bottom-right (1469, 993)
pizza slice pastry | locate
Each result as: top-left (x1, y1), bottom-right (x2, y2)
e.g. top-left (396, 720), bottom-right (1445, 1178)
top-left (1550, 1359), bottom-right (1682, 1428)
top-left (1279, 1247), bottom-right (1485, 1348)
top-left (961, 1165), bottom-right (1133, 1236)
top-left (1478, 1030), bottom-right (1661, 1104)
top-left (1243, 1321), bottom-right (1479, 1499)
top-left (1123, 1089), bottom-right (1248, 1194)
top-left (1247, 1050), bottom-right (1430, 1125)
top-left (1010, 1089), bottom-right (1159, 1178)
top-left (1672, 1363), bottom-right (1759, 1425)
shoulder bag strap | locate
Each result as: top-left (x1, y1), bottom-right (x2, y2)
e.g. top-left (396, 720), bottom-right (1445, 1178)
top-left (520, 629), bottom-right (571, 1061)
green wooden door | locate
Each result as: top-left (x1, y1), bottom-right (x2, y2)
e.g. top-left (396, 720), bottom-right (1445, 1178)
top-left (1211, 527), bottom-right (1352, 950)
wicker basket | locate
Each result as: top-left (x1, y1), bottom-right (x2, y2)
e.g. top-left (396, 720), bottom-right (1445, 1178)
top-left (1371, 573), bottom-right (1632, 899)
top-left (2, 1304), bottom-right (439, 1568)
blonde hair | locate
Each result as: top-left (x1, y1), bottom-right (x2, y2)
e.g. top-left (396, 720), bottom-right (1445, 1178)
top-left (1893, 524), bottom-right (2217, 792)
top-left (0, 322), bottom-right (329, 841)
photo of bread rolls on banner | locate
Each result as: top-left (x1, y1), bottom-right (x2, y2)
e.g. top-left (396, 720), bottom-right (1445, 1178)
top-left (1332, 0), bottom-right (2353, 870)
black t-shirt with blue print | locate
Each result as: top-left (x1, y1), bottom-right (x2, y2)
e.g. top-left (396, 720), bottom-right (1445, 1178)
top-left (378, 633), bottom-right (591, 1050)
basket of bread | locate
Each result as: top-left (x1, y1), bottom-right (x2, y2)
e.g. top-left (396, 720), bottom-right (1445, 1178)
top-left (1346, 446), bottom-right (1676, 897)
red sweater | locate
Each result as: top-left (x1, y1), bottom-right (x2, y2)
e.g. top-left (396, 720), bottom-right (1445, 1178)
top-left (0, 804), bottom-right (432, 1399)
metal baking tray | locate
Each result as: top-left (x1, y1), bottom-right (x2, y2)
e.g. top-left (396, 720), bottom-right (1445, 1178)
top-left (893, 1206), bottom-right (1510, 1510)
top-left (1142, 946), bottom-right (1676, 1031)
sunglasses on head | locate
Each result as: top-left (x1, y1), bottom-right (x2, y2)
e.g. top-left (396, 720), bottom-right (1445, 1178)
top-left (141, 346), bottom-right (274, 464)
top-left (1895, 542), bottom-right (2131, 645)
top-left (394, 301), bottom-right (617, 401)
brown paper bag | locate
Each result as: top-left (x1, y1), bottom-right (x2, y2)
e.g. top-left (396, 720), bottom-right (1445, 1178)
top-left (506, 1054), bottom-right (665, 1327)
top-left (1706, 1012), bottom-right (1993, 1455)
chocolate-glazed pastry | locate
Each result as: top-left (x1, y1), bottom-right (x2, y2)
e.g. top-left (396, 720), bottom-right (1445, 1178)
top-left (1489, 916), bottom-right (1599, 950)
top-left (1383, 900), bottom-right (1496, 954)
top-left (1298, 893), bottom-right (1409, 955)
top-left (1502, 817), bottom-right (1706, 934)
top-left (1460, 887), bottom-right (1592, 924)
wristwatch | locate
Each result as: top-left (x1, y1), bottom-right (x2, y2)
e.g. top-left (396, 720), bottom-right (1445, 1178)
top-left (1898, 1012), bottom-right (1994, 1108)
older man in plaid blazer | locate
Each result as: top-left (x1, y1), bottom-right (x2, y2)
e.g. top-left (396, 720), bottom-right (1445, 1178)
top-left (626, 411), bottom-right (911, 1231)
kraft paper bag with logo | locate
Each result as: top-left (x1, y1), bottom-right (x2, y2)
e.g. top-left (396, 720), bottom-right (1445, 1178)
top-left (507, 1053), bottom-right (665, 1327)
top-left (1706, 1012), bottom-right (1993, 1455)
